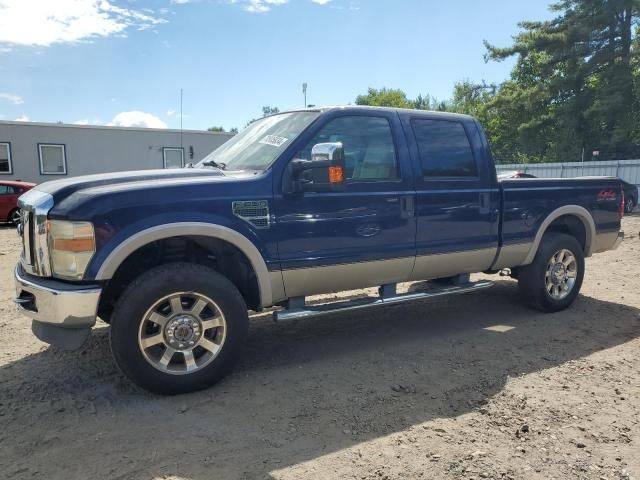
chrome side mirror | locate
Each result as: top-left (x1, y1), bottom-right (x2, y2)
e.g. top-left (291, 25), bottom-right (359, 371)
top-left (311, 142), bottom-right (344, 164)
top-left (288, 142), bottom-right (345, 193)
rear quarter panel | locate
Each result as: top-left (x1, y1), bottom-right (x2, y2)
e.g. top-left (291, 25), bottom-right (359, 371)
top-left (496, 177), bottom-right (622, 267)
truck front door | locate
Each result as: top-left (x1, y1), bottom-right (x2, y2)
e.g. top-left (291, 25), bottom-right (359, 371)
top-left (273, 111), bottom-right (417, 298)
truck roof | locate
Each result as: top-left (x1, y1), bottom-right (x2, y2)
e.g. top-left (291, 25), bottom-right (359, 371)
top-left (279, 105), bottom-right (475, 121)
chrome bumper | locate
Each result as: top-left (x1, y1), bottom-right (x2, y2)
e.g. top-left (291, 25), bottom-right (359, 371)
top-left (613, 231), bottom-right (624, 250)
top-left (14, 264), bottom-right (101, 328)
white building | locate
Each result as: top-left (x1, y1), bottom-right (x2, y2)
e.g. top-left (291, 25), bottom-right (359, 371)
top-left (0, 120), bottom-right (233, 184)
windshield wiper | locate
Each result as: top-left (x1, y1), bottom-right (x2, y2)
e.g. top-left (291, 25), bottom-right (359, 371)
top-left (201, 160), bottom-right (227, 170)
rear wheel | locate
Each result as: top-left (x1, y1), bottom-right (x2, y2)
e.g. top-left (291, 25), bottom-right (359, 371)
top-left (110, 262), bottom-right (249, 395)
top-left (625, 196), bottom-right (635, 214)
top-left (517, 233), bottom-right (584, 312)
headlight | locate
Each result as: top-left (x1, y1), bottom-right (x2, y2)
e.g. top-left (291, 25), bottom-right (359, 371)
top-left (48, 220), bottom-right (96, 280)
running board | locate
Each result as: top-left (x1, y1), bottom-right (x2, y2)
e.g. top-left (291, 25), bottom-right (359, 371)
top-left (273, 280), bottom-right (494, 322)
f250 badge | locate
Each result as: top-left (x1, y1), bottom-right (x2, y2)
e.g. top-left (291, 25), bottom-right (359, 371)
top-left (597, 190), bottom-right (617, 202)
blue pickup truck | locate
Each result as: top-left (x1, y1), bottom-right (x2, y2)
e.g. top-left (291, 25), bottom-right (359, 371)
top-left (14, 106), bottom-right (624, 394)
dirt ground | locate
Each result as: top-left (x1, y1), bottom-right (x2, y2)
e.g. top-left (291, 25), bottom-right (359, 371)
top-left (0, 217), bottom-right (639, 480)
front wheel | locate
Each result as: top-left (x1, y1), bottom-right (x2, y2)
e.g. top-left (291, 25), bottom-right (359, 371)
top-left (110, 262), bottom-right (249, 395)
top-left (9, 208), bottom-right (21, 226)
top-left (517, 233), bottom-right (585, 312)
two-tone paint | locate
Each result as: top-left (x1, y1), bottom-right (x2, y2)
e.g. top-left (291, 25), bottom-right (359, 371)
top-left (20, 107), bottom-right (623, 312)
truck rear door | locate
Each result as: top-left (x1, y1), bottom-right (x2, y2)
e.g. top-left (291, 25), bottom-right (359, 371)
top-left (399, 113), bottom-right (500, 280)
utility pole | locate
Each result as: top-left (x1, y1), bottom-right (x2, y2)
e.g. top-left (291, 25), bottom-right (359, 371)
top-left (302, 82), bottom-right (307, 108)
top-left (180, 88), bottom-right (183, 150)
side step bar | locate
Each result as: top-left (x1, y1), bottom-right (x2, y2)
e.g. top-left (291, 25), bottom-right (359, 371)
top-left (273, 280), bottom-right (494, 322)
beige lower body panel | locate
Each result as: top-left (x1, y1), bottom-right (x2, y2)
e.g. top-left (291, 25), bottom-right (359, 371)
top-left (269, 270), bottom-right (287, 304)
top-left (282, 248), bottom-right (500, 298)
top-left (409, 248), bottom-right (497, 281)
top-left (282, 257), bottom-right (414, 298)
top-left (592, 230), bottom-right (621, 253)
top-left (490, 243), bottom-right (531, 269)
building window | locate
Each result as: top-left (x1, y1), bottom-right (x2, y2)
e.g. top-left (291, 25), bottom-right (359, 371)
top-left (0, 143), bottom-right (11, 174)
top-left (38, 144), bottom-right (67, 175)
top-left (163, 147), bottom-right (184, 169)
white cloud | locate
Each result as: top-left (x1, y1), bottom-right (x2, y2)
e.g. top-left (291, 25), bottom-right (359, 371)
top-left (229, 0), bottom-right (289, 13)
top-left (166, 109), bottom-right (187, 119)
top-left (231, 0), bottom-right (332, 13)
top-left (109, 111), bottom-right (167, 129)
top-left (0, 93), bottom-right (24, 105)
top-left (171, 0), bottom-right (193, 4)
top-left (0, 0), bottom-right (166, 48)
top-left (14, 115), bottom-right (30, 121)
top-left (73, 118), bottom-right (102, 125)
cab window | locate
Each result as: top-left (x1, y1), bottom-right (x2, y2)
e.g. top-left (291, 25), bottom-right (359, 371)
top-left (297, 116), bottom-right (398, 180)
top-left (411, 118), bottom-right (478, 177)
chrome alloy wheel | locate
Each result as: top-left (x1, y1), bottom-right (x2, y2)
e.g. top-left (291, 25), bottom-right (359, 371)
top-left (10, 209), bottom-right (21, 226)
top-left (545, 249), bottom-right (578, 300)
top-left (137, 292), bottom-right (227, 375)
top-left (626, 198), bottom-right (634, 213)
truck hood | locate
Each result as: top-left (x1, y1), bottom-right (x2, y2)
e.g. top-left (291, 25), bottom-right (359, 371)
top-left (34, 168), bottom-right (225, 201)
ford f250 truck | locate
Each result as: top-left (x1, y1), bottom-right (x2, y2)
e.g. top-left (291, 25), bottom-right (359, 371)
top-left (14, 107), bottom-right (624, 394)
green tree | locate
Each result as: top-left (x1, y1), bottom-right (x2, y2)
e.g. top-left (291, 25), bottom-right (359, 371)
top-left (207, 126), bottom-right (226, 132)
top-left (262, 106), bottom-right (280, 117)
top-left (245, 106), bottom-right (281, 127)
top-left (355, 88), bottom-right (413, 108)
top-left (485, 0), bottom-right (640, 161)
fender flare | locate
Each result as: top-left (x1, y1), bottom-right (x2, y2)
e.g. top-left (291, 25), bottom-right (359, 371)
top-left (95, 222), bottom-right (273, 308)
top-left (522, 205), bottom-right (596, 265)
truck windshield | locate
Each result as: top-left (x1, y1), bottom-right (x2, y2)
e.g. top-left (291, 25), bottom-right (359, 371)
top-left (197, 111), bottom-right (320, 172)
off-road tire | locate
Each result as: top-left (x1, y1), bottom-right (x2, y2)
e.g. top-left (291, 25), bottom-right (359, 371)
top-left (110, 262), bottom-right (248, 395)
top-left (517, 233), bottom-right (585, 313)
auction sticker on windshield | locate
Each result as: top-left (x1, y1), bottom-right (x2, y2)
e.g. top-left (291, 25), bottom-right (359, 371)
top-left (259, 135), bottom-right (288, 147)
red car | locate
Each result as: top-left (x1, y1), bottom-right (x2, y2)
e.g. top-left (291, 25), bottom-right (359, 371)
top-left (0, 180), bottom-right (36, 225)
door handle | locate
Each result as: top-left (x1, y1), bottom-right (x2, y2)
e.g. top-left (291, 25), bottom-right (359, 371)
top-left (479, 192), bottom-right (491, 214)
top-left (400, 195), bottom-right (415, 218)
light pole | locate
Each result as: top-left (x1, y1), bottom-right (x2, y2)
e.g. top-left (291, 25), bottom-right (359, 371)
top-left (302, 82), bottom-right (307, 108)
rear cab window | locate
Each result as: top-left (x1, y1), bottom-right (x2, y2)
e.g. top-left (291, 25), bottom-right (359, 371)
top-left (410, 118), bottom-right (478, 178)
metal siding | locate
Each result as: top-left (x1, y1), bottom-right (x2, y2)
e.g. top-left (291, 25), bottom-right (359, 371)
top-left (497, 159), bottom-right (640, 186)
top-left (0, 121), bottom-right (233, 184)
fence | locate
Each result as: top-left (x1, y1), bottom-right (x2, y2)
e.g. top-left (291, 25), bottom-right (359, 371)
top-left (495, 159), bottom-right (640, 187)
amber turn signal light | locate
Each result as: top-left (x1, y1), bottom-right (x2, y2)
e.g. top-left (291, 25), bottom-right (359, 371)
top-left (328, 166), bottom-right (344, 183)
top-left (52, 237), bottom-right (96, 252)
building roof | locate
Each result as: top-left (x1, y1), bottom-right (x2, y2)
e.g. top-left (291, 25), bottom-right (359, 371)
top-left (0, 120), bottom-right (232, 136)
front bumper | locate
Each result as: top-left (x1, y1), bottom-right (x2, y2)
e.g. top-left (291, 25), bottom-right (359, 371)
top-left (14, 264), bottom-right (101, 328)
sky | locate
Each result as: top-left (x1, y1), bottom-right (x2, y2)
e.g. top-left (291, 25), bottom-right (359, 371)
top-left (0, 0), bottom-right (556, 132)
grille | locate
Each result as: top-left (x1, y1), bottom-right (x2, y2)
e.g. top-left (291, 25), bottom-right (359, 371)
top-left (16, 190), bottom-right (54, 277)
top-left (27, 211), bottom-right (35, 264)
top-left (232, 200), bottom-right (270, 229)
top-left (20, 209), bottom-right (35, 266)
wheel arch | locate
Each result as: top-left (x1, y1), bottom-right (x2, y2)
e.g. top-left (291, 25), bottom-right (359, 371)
top-left (95, 223), bottom-right (273, 308)
top-left (523, 205), bottom-right (596, 265)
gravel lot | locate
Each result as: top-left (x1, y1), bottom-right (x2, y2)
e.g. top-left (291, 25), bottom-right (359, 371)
top-left (1, 217), bottom-right (639, 480)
